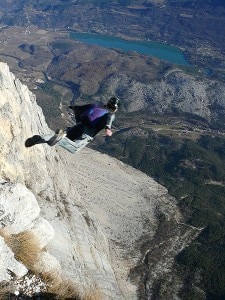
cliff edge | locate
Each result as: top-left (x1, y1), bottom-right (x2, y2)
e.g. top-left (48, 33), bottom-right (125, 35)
top-left (0, 62), bottom-right (200, 299)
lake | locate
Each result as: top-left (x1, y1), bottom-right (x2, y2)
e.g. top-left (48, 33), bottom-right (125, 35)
top-left (70, 32), bottom-right (190, 66)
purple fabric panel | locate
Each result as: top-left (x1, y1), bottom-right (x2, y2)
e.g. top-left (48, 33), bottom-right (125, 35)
top-left (81, 105), bottom-right (108, 125)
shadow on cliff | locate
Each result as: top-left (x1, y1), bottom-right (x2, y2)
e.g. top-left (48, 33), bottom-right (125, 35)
top-left (8, 292), bottom-right (79, 299)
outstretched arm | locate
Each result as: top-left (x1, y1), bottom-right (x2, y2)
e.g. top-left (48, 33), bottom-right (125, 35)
top-left (104, 114), bottom-right (115, 136)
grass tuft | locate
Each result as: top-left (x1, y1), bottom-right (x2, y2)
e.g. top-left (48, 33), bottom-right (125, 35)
top-left (41, 272), bottom-right (102, 300)
top-left (0, 230), bottom-right (103, 299)
top-left (0, 282), bottom-right (11, 300)
top-left (41, 271), bottom-right (81, 299)
top-left (81, 288), bottom-right (103, 300)
top-left (0, 230), bottom-right (42, 270)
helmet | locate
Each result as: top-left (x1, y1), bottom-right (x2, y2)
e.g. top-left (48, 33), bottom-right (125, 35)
top-left (107, 97), bottom-right (120, 111)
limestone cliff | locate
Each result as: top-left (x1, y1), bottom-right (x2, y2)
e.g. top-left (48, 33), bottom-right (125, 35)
top-left (102, 70), bottom-right (225, 123)
top-left (0, 62), bottom-right (200, 299)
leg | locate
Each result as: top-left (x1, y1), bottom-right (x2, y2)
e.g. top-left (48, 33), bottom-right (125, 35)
top-left (47, 129), bottom-right (66, 146)
top-left (25, 135), bottom-right (48, 147)
top-left (57, 134), bottom-right (93, 154)
top-left (66, 123), bottom-right (85, 141)
top-left (25, 130), bottom-right (65, 148)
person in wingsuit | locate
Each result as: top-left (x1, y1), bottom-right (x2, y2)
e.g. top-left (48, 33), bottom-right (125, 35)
top-left (25, 97), bottom-right (120, 150)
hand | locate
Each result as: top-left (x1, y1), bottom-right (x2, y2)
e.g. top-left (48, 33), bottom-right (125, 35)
top-left (104, 128), bottom-right (112, 137)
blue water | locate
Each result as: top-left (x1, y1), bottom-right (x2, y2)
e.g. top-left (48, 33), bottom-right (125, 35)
top-left (70, 32), bottom-right (190, 66)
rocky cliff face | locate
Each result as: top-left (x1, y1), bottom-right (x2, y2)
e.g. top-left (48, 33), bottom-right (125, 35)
top-left (102, 69), bottom-right (225, 124)
top-left (0, 62), bottom-right (200, 299)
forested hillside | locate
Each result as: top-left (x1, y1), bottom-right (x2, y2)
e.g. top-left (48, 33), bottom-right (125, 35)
top-left (92, 114), bottom-right (225, 299)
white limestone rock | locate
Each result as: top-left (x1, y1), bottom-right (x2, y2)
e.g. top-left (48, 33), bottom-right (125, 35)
top-left (31, 217), bottom-right (55, 248)
top-left (34, 251), bottom-right (61, 274)
top-left (0, 236), bottom-right (27, 281)
top-left (0, 181), bottom-right (40, 234)
top-left (0, 178), bottom-right (61, 288)
top-left (0, 62), bottom-right (124, 299)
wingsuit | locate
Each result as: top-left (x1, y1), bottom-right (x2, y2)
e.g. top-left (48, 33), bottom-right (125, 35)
top-left (25, 97), bottom-right (120, 153)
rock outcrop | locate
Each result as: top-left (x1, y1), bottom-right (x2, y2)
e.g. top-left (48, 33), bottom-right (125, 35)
top-left (103, 69), bottom-right (225, 124)
top-left (0, 62), bottom-right (200, 299)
